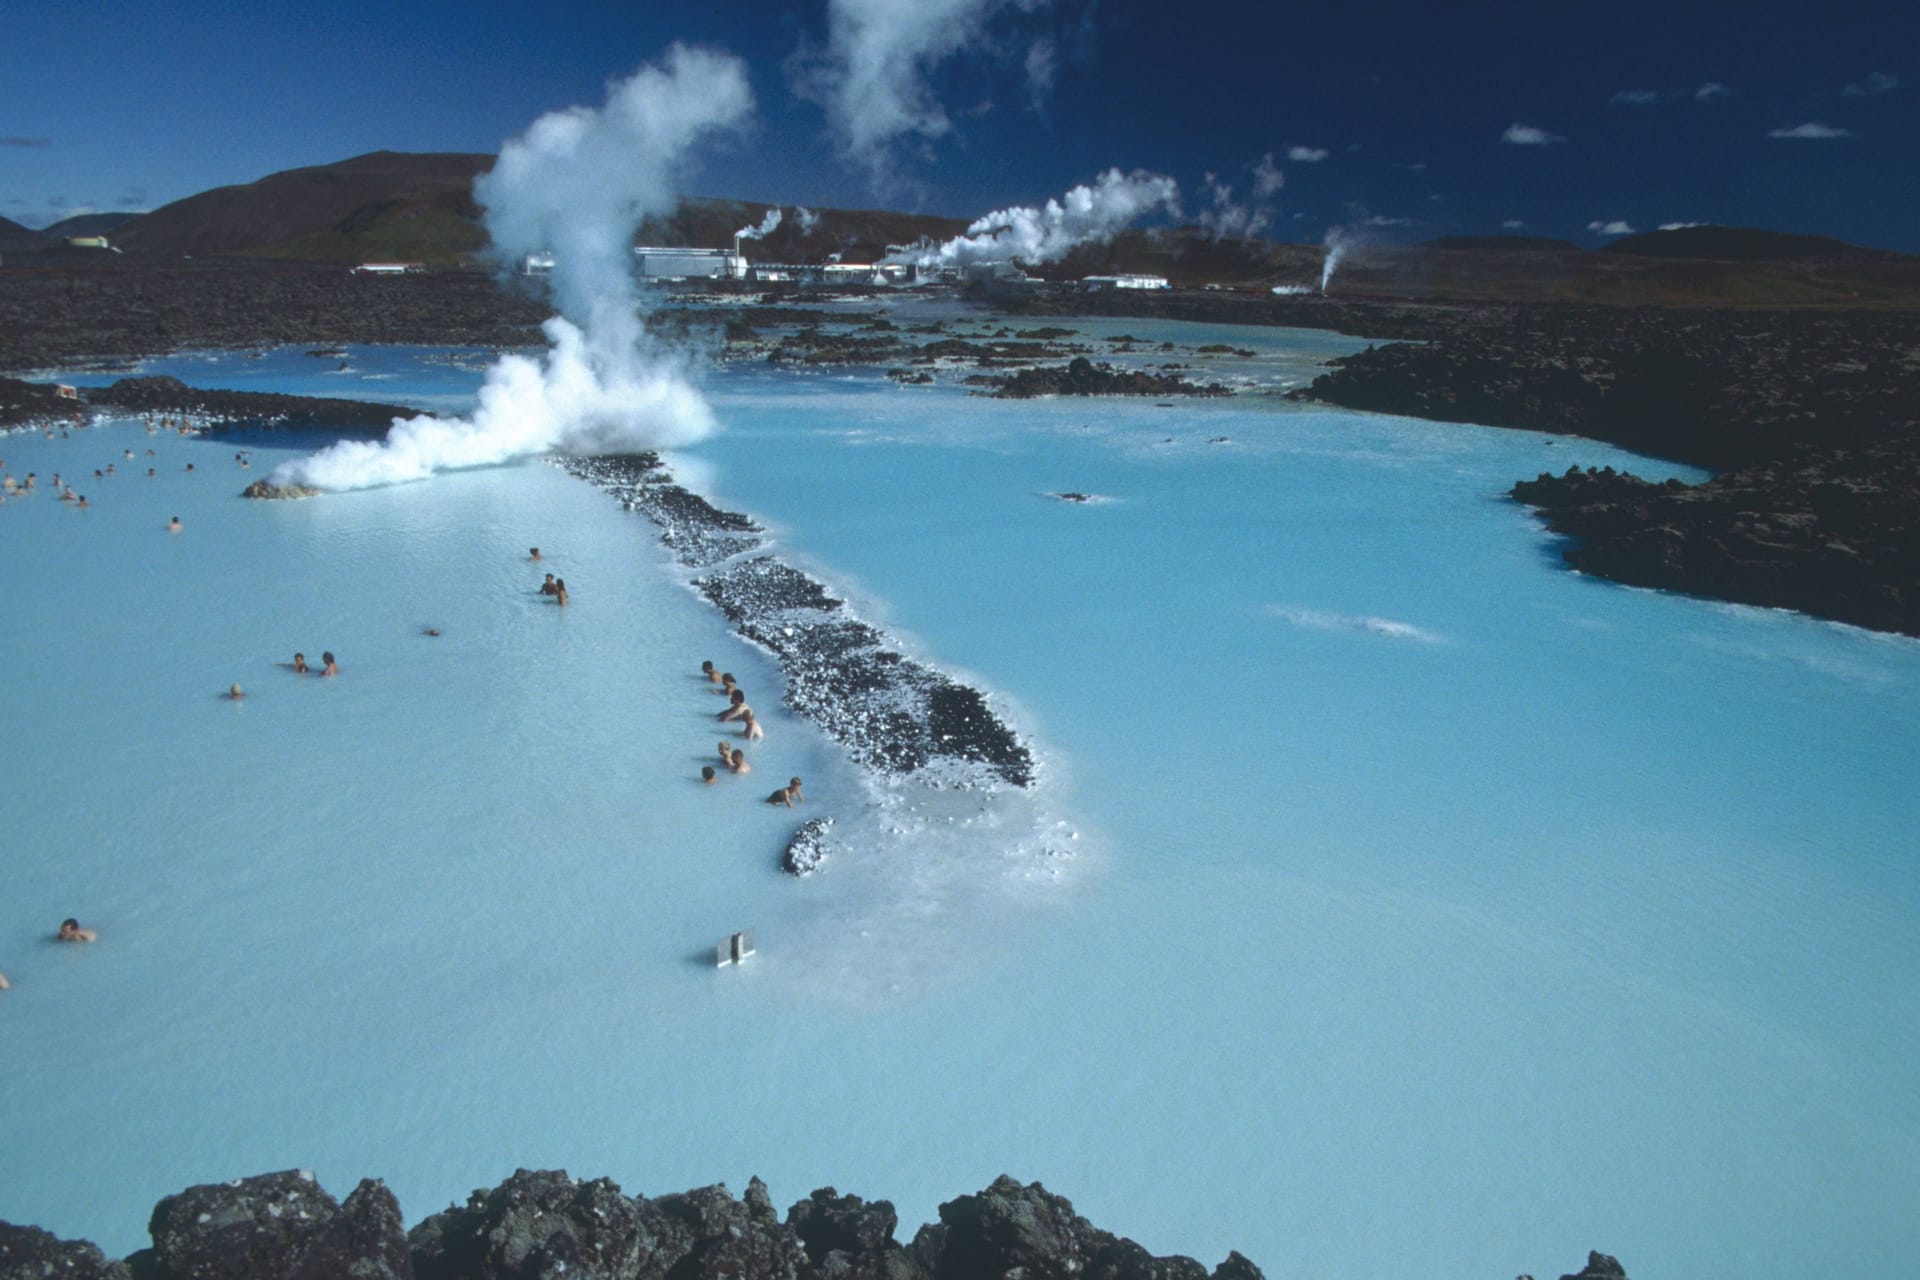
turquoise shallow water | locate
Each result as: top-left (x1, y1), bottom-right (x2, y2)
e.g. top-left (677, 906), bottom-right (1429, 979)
top-left (3, 324), bottom-right (1917, 1279)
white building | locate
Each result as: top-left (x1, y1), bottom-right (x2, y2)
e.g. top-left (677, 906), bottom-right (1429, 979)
top-left (520, 252), bottom-right (554, 276)
top-left (634, 247), bottom-right (746, 280)
top-left (1081, 274), bottom-right (1170, 291)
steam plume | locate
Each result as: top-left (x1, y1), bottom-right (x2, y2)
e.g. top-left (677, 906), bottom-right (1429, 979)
top-left (795, 206), bottom-right (821, 233)
top-left (887, 168), bottom-right (1178, 269)
top-left (1320, 227), bottom-right (1349, 293)
top-left (273, 44), bottom-right (753, 491)
top-left (736, 208), bottom-right (783, 240)
top-left (793, 0), bottom-right (1053, 176)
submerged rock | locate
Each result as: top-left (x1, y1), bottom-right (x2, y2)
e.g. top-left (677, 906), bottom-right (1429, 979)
top-left (241, 478), bottom-right (322, 500)
top-left (781, 816), bottom-right (834, 876)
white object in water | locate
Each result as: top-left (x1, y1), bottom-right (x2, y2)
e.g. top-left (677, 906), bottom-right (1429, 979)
top-left (716, 930), bottom-right (755, 967)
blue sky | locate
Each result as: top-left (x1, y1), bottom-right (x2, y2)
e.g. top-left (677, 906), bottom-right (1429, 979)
top-left (3, 0), bottom-right (1915, 250)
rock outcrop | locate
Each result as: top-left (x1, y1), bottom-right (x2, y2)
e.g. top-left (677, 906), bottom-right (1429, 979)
top-left (781, 817), bottom-right (834, 876)
top-left (563, 454), bottom-right (1035, 789)
top-left (0, 1170), bottom-right (1319, 1280)
top-left (979, 357), bottom-right (1228, 399)
top-left (1512, 444), bottom-right (1920, 636)
top-left (86, 376), bottom-right (413, 436)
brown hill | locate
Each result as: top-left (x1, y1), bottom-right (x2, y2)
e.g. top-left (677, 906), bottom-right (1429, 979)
top-left (1602, 225), bottom-right (1890, 261)
top-left (42, 212), bottom-right (143, 240)
top-left (0, 216), bottom-right (49, 253)
top-left (113, 151), bottom-right (494, 261)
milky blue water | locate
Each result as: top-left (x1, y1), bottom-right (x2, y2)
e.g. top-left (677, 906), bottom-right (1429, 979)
top-left (4, 319), bottom-right (1917, 1280)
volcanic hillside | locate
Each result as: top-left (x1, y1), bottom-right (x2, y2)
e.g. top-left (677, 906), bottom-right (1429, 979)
top-left (112, 151), bottom-right (496, 263)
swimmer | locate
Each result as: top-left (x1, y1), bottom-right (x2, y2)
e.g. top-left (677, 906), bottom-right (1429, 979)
top-left (0, 971), bottom-right (9, 990)
top-left (741, 710), bottom-right (764, 741)
top-left (701, 660), bottom-right (719, 683)
top-left (76, 495), bottom-right (89, 508)
top-left (718, 673), bottom-right (737, 696)
top-left (786, 777), bottom-right (804, 804)
top-left (321, 651), bottom-right (338, 677)
top-left (57, 918), bottom-right (98, 943)
top-left (185, 463), bottom-right (194, 472)
top-left (124, 449), bottom-right (134, 459)
top-left (147, 468), bottom-right (156, 478)
top-left (167, 516), bottom-right (182, 532)
top-left (226, 683), bottom-right (247, 700)
top-left (719, 689), bottom-right (751, 723)
top-left (529, 547), bottom-right (541, 560)
top-left (423, 627), bottom-right (441, 637)
top-left (719, 739), bottom-right (734, 765)
top-left (539, 573), bottom-right (558, 596)
top-left (554, 579), bottom-right (569, 607)
top-left (291, 652), bottom-right (308, 674)
top-left (701, 765), bottom-right (718, 785)
top-left (766, 777), bottom-right (803, 807)
top-left (727, 748), bottom-right (751, 775)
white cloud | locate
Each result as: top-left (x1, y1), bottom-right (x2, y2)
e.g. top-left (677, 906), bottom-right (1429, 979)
top-left (1362, 214), bottom-right (1414, 227)
top-left (793, 0), bottom-right (1041, 174)
top-left (1695, 81), bottom-right (1732, 102)
top-left (1501, 123), bottom-right (1564, 146)
top-left (1286, 145), bottom-right (1329, 163)
top-left (1609, 88), bottom-right (1664, 106)
top-left (1843, 71), bottom-right (1899, 97)
top-left (1658, 221), bottom-right (1705, 231)
top-left (1023, 37), bottom-right (1056, 110)
top-left (1768, 122), bottom-right (1856, 139)
top-left (1197, 172), bottom-right (1270, 240)
top-left (1587, 220), bottom-right (1636, 236)
top-left (1251, 153), bottom-right (1285, 198)
top-left (1501, 218), bottom-right (1527, 229)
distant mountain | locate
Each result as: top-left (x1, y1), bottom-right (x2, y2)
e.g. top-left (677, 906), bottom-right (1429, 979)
top-left (112, 151), bottom-right (495, 262)
top-left (41, 212), bottom-right (143, 240)
top-left (1602, 225), bottom-right (1891, 261)
top-left (0, 216), bottom-right (49, 253)
top-left (1423, 235), bottom-right (1580, 252)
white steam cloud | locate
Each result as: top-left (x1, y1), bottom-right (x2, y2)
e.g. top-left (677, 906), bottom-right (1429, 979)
top-left (1320, 226), bottom-right (1350, 293)
top-left (1196, 172), bottom-right (1270, 240)
top-left (795, 206), bottom-right (821, 233)
top-left (736, 208), bottom-right (783, 240)
top-left (794, 0), bottom-right (1038, 174)
top-left (886, 168), bottom-right (1179, 269)
top-left (273, 44), bottom-right (753, 492)
top-left (1767, 122), bottom-right (1856, 139)
top-left (1587, 219), bottom-right (1636, 236)
top-left (1501, 123), bottom-right (1565, 146)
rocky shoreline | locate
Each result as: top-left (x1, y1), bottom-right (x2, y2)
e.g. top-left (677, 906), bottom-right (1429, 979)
top-left (0, 1167), bottom-right (1628, 1280)
top-left (561, 453), bottom-right (1035, 791)
top-left (1286, 303), bottom-right (1920, 636)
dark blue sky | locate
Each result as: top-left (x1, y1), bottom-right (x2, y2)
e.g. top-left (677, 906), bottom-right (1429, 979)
top-left (4, 0), bottom-right (1914, 250)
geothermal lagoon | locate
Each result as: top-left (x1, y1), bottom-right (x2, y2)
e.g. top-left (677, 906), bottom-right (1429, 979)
top-left (3, 307), bottom-right (1918, 1279)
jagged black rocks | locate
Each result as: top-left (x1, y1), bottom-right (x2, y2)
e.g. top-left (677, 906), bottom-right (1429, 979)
top-left (782, 816), bottom-right (834, 876)
top-left (0, 1169), bottom-right (1629, 1280)
top-left (562, 454), bottom-right (1034, 789)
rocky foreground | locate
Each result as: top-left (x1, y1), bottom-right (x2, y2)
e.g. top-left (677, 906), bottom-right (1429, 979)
top-left (0, 1168), bottom-right (1627, 1280)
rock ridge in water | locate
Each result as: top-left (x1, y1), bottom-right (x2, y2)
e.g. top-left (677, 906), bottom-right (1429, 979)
top-left (0, 1168), bottom-right (1628, 1280)
top-left (562, 454), bottom-right (1035, 789)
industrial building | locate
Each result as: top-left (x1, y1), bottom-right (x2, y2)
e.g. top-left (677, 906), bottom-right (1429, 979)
top-left (633, 247), bottom-right (746, 280)
top-left (1081, 274), bottom-right (1170, 291)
